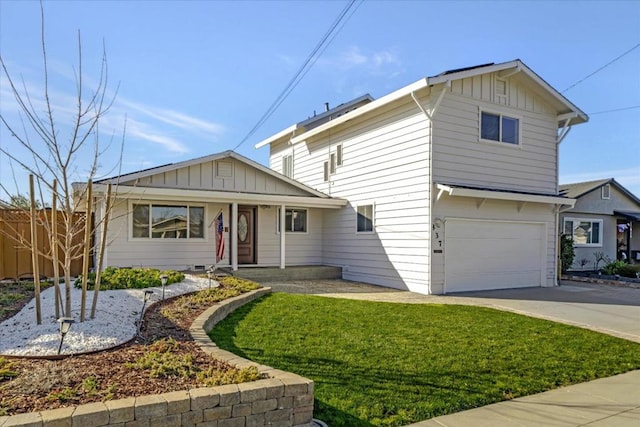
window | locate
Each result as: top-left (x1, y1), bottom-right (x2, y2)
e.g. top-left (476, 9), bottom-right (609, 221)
top-left (480, 111), bottom-right (519, 145)
top-left (564, 218), bottom-right (603, 247)
top-left (323, 161), bottom-right (329, 182)
top-left (330, 153), bottom-right (337, 174)
top-left (132, 204), bottom-right (204, 239)
top-left (282, 154), bottom-right (293, 178)
top-left (277, 208), bottom-right (307, 233)
top-left (601, 184), bottom-right (610, 200)
top-left (336, 144), bottom-right (343, 166)
top-left (357, 204), bottom-right (374, 233)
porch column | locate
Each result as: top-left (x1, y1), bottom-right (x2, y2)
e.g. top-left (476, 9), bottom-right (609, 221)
top-left (280, 204), bottom-right (286, 269)
top-left (231, 202), bottom-right (238, 271)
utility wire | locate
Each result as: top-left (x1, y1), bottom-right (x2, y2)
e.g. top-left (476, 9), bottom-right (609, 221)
top-left (233, 0), bottom-right (359, 151)
top-left (562, 43), bottom-right (640, 93)
top-left (588, 105), bottom-right (640, 115)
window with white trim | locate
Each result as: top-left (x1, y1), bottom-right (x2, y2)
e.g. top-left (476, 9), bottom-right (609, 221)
top-left (357, 204), bottom-right (374, 233)
top-left (330, 152), bottom-right (337, 174)
top-left (277, 208), bottom-right (307, 233)
top-left (282, 154), bottom-right (293, 178)
top-left (132, 204), bottom-right (204, 239)
top-left (323, 161), bottom-right (329, 182)
top-left (336, 144), bottom-right (343, 166)
top-left (601, 184), bottom-right (610, 200)
top-left (563, 218), bottom-right (603, 247)
top-left (480, 111), bottom-right (520, 145)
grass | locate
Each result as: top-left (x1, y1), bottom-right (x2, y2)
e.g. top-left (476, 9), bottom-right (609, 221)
top-left (0, 281), bottom-right (51, 321)
top-left (210, 293), bottom-right (640, 427)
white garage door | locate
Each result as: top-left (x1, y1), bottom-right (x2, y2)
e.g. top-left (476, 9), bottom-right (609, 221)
top-left (444, 219), bottom-right (546, 293)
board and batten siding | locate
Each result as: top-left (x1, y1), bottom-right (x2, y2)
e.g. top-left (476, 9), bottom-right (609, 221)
top-left (272, 95), bottom-right (433, 293)
top-left (432, 196), bottom-right (558, 292)
top-left (119, 157), bottom-right (310, 197)
top-left (103, 200), bottom-right (230, 271)
top-left (433, 73), bottom-right (559, 195)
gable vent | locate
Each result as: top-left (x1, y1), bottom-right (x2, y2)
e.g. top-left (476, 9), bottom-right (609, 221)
top-left (216, 160), bottom-right (233, 178)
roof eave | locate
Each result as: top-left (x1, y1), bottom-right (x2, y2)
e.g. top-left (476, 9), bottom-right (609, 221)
top-left (436, 183), bottom-right (576, 207)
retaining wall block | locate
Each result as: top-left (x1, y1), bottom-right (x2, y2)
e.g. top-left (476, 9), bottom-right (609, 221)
top-left (189, 389), bottom-right (220, 412)
top-left (160, 391), bottom-right (190, 416)
top-left (149, 414), bottom-right (180, 427)
top-left (105, 398), bottom-right (135, 424)
top-left (251, 399), bottom-right (277, 415)
top-left (134, 395), bottom-right (167, 420)
top-left (2, 411), bottom-right (42, 427)
top-left (40, 406), bottom-right (74, 427)
top-left (179, 410), bottom-right (203, 426)
top-left (245, 413), bottom-right (265, 427)
top-left (216, 418), bottom-right (243, 427)
top-left (202, 407), bottom-right (231, 422)
top-left (230, 404), bottom-right (251, 418)
top-left (238, 382), bottom-right (267, 403)
top-left (215, 385), bottom-right (240, 407)
top-left (72, 402), bottom-right (109, 427)
top-left (264, 408), bottom-right (292, 424)
top-left (277, 396), bottom-right (294, 410)
top-left (124, 419), bottom-right (149, 427)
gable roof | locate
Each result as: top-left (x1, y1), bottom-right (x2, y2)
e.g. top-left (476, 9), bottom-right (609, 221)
top-left (255, 59), bottom-right (588, 148)
top-left (560, 178), bottom-right (640, 205)
top-left (95, 150), bottom-right (331, 199)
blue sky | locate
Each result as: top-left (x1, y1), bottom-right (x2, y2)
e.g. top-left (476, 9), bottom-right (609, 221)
top-left (1, 0), bottom-right (639, 198)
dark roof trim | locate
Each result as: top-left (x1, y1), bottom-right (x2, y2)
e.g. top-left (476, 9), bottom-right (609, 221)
top-left (614, 210), bottom-right (640, 222)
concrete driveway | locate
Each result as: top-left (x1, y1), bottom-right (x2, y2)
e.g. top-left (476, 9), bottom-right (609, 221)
top-left (267, 280), bottom-right (640, 343)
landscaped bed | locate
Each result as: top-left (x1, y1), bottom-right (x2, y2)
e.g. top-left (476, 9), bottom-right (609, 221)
top-left (210, 293), bottom-right (640, 427)
top-left (0, 275), bottom-right (262, 416)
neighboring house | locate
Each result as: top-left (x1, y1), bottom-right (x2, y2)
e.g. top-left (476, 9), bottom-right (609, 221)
top-left (85, 151), bottom-right (346, 272)
top-left (255, 59), bottom-right (587, 294)
top-left (560, 178), bottom-right (640, 270)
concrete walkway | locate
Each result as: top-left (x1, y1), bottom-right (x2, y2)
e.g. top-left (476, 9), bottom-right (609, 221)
top-left (267, 279), bottom-right (640, 426)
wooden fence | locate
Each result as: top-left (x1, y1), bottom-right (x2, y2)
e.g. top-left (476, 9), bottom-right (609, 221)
top-left (0, 209), bottom-right (91, 281)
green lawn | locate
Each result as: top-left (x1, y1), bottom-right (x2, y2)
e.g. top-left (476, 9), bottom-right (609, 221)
top-left (209, 293), bottom-right (640, 427)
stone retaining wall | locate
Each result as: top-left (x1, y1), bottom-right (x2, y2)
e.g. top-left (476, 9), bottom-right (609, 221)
top-left (1, 287), bottom-right (315, 427)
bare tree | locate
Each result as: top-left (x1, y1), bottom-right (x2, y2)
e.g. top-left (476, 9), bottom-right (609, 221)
top-left (0, 2), bottom-right (124, 321)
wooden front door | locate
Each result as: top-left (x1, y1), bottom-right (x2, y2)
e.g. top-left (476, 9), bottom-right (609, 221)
top-left (237, 206), bottom-right (256, 264)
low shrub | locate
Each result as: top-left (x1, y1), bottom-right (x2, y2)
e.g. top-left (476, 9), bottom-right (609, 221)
top-left (75, 267), bottom-right (184, 290)
top-left (196, 365), bottom-right (261, 387)
top-left (218, 276), bottom-right (260, 292)
top-left (602, 260), bottom-right (628, 276)
top-left (618, 263), bottom-right (640, 278)
top-left (0, 358), bottom-right (17, 381)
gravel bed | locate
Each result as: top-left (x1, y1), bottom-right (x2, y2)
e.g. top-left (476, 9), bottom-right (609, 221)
top-left (0, 275), bottom-right (213, 357)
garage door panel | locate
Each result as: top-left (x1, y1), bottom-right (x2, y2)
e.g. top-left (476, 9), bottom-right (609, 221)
top-left (445, 219), bottom-right (545, 293)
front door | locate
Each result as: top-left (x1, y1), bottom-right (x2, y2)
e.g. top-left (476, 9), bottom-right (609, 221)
top-left (237, 206), bottom-right (256, 264)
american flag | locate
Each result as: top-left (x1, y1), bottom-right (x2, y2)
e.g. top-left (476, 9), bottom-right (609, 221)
top-left (215, 212), bottom-right (225, 263)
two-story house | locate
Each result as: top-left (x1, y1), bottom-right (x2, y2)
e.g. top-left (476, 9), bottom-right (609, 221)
top-left (88, 60), bottom-right (587, 294)
top-left (255, 60), bottom-right (587, 294)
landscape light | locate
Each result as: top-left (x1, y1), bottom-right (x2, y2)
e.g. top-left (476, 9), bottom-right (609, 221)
top-left (57, 317), bottom-right (75, 355)
top-left (137, 290), bottom-right (154, 337)
top-left (160, 275), bottom-right (168, 300)
top-left (207, 268), bottom-right (214, 289)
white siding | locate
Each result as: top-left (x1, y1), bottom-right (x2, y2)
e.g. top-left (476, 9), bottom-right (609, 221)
top-left (275, 96), bottom-right (433, 293)
top-left (104, 200), bottom-right (230, 271)
top-left (433, 73), bottom-right (559, 194)
top-left (256, 207), bottom-right (324, 266)
top-left (432, 196), bottom-right (558, 293)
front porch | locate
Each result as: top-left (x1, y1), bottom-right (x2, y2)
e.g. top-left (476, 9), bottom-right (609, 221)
top-left (220, 265), bottom-right (343, 282)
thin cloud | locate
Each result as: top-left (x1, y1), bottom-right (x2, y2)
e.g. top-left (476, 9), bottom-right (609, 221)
top-left (124, 119), bottom-right (189, 154)
top-left (318, 46), bottom-right (401, 73)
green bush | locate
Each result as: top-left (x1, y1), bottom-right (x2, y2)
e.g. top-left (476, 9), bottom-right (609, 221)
top-left (618, 263), bottom-right (640, 278)
top-left (560, 234), bottom-right (575, 273)
top-left (75, 267), bottom-right (184, 290)
top-left (218, 276), bottom-right (260, 292)
top-left (602, 260), bottom-right (629, 276)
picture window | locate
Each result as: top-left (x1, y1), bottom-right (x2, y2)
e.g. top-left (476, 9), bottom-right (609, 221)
top-left (563, 218), bottom-right (602, 247)
top-left (133, 204), bottom-right (204, 239)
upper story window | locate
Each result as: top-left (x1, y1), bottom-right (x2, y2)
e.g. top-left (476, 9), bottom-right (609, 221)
top-left (277, 208), bottom-right (307, 233)
top-left (480, 111), bottom-right (520, 145)
top-left (282, 154), bottom-right (293, 178)
top-left (563, 218), bottom-right (602, 247)
top-left (133, 204), bottom-right (204, 239)
top-left (601, 184), bottom-right (611, 199)
top-left (336, 144), bottom-right (343, 166)
top-left (357, 204), bottom-right (374, 233)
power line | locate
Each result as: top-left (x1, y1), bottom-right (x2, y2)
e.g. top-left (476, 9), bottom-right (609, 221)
top-left (588, 105), bottom-right (640, 115)
top-left (562, 43), bottom-right (640, 93)
top-left (233, 0), bottom-right (360, 151)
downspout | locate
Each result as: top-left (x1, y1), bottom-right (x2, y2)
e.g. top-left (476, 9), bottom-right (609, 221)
top-left (411, 80), bottom-right (450, 294)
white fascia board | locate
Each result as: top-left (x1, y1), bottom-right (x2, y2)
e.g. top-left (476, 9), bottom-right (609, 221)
top-left (92, 184), bottom-right (347, 209)
top-left (290, 78), bottom-right (429, 144)
top-left (254, 124), bottom-right (299, 149)
top-left (436, 184), bottom-right (576, 207)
